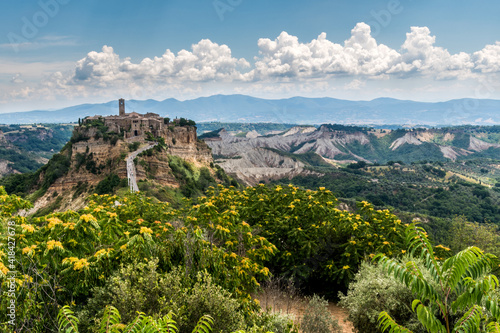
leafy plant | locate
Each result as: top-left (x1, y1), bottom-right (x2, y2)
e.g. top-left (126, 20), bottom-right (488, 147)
top-left (377, 223), bottom-right (500, 333)
top-left (339, 260), bottom-right (429, 333)
top-left (300, 294), bottom-right (340, 333)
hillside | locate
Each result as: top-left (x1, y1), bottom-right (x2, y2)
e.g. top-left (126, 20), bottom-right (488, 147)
top-left (0, 124), bottom-right (74, 177)
top-left (2, 95), bottom-right (500, 125)
top-left (203, 124), bottom-right (500, 225)
top-left (0, 113), bottom-right (228, 215)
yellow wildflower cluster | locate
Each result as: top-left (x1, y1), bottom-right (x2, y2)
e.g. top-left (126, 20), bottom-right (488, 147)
top-left (106, 212), bottom-right (118, 218)
top-left (46, 240), bottom-right (64, 251)
top-left (46, 217), bottom-right (63, 229)
top-left (22, 245), bottom-right (37, 255)
top-left (435, 244), bottom-right (451, 251)
top-left (0, 262), bottom-right (9, 275)
top-left (62, 222), bottom-right (75, 230)
top-left (21, 223), bottom-right (36, 233)
top-left (140, 227), bottom-right (153, 235)
top-left (79, 214), bottom-right (96, 223)
top-left (73, 258), bottom-right (89, 271)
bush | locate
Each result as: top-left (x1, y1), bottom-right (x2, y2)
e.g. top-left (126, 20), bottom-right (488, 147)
top-left (183, 271), bottom-right (245, 333)
top-left (94, 174), bottom-right (121, 195)
top-left (78, 260), bottom-right (245, 333)
top-left (246, 310), bottom-right (298, 333)
top-left (128, 142), bottom-right (140, 152)
top-left (339, 260), bottom-right (429, 333)
top-left (300, 295), bottom-right (340, 333)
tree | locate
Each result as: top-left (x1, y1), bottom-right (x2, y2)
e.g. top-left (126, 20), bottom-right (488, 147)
top-left (377, 224), bottom-right (500, 333)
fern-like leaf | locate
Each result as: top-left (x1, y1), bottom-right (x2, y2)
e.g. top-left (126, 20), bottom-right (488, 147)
top-left (378, 311), bottom-right (414, 333)
top-left (486, 321), bottom-right (500, 333)
top-left (453, 305), bottom-right (482, 333)
top-left (443, 247), bottom-right (487, 292)
top-left (412, 300), bottom-right (447, 333)
top-left (100, 305), bottom-right (122, 333)
top-left (58, 305), bottom-right (79, 333)
top-left (192, 315), bottom-right (214, 333)
top-left (123, 313), bottom-right (147, 333)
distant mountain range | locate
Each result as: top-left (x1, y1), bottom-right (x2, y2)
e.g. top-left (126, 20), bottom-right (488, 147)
top-left (1, 95), bottom-right (500, 125)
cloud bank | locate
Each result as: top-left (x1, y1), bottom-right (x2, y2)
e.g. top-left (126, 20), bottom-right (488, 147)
top-left (4, 23), bottom-right (500, 105)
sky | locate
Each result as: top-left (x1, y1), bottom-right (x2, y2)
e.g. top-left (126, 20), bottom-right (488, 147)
top-left (1, 0), bottom-right (500, 113)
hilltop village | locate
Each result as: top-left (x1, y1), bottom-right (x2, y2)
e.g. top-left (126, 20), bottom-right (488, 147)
top-left (83, 98), bottom-right (196, 141)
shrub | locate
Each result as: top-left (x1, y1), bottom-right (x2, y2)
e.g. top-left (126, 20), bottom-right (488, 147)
top-left (339, 260), bottom-right (427, 333)
top-left (246, 310), bottom-right (298, 333)
top-left (183, 271), bottom-right (245, 333)
top-left (78, 260), bottom-right (245, 333)
top-left (300, 295), bottom-right (340, 333)
top-left (94, 174), bottom-right (121, 195)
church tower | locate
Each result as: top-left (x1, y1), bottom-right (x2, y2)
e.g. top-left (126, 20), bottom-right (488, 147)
top-left (119, 98), bottom-right (125, 116)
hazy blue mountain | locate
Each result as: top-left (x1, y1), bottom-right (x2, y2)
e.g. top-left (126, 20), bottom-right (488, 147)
top-left (1, 95), bottom-right (499, 125)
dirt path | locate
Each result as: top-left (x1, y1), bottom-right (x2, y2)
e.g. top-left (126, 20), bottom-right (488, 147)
top-left (256, 290), bottom-right (355, 332)
top-left (328, 303), bottom-right (355, 333)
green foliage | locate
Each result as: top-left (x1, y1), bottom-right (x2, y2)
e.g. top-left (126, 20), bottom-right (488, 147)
top-left (128, 142), bottom-right (140, 152)
top-left (95, 174), bottom-right (122, 195)
top-left (168, 156), bottom-right (218, 198)
top-left (196, 123), bottom-right (300, 137)
top-left (377, 223), bottom-right (500, 333)
top-left (339, 260), bottom-right (429, 333)
top-left (190, 185), bottom-right (407, 295)
top-left (60, 305), bottom-right (213, 333)
top-left (273, 162), bottom-right (500, 224)
top-left (300, 295), bottom-right (341, 333)
top-left (448, 216), bottom-right (500, 258)
top-left (245, 310), bottom-right (298, 333)
top-left (0, 147), bottom-right (43, 173)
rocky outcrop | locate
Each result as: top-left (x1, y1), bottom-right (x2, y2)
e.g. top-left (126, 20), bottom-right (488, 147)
top-left (469, 136), bottom-right (500, 152)
top-left (390, 133), bottom-right (423, 150)
top-left (216, 148), bottom-right (320, 186)
top-left (32, 123), bottom-right (214, 212)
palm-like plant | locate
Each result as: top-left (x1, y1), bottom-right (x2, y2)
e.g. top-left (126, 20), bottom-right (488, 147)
top-left (377, 224), bottom-right (500, 333)
top-left (58, 305), bottom-right (211, 333)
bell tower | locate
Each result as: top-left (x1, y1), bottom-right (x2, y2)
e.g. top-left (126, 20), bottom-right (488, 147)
top-left (119, 98), bottom-right (125, 116)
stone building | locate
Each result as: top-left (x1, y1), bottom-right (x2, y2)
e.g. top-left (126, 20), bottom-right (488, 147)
top-left (84, 99), bottom-right (169, 139)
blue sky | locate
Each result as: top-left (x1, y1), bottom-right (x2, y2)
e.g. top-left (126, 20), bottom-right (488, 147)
top-left (1, 0), bottom-right (500, 112)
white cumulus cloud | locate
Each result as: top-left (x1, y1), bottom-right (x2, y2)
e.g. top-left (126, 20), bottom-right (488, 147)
top-left (3, 22), bottom-right (500, 108)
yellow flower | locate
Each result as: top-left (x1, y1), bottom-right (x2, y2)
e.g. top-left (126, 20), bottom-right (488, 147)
top-left (21, 224), bottom-right (36, 233)
top-left (120, 244), bottom-right (127, 250)
top-left (401, 250), bottom-right (406, 254)
top-left (343, 265), bottom-right (350, 270)
top-left (62, 257), bottom-right (79, 265)
top-left (94, 249), bottom-right (107, 257)
top-left (349, 240), bottom-right (356, 245)
top-left (62, 222), bottom-right (75, 230)
top-left (435, 244), bottom-right (451, 251)
top-left (319, 187), bottom-right (325, 191)
top-left (46, 217), bottom-right (63, 229)
top-left (47, 240), bottom-right (64, 251)
top-left (0, 262), bottom-right (9, 275)
top-left (22, 245), bottom-right (37, 255)
top-left (140, 227), bottom-right (153, 235)
top-left (106, 212), bottom-right (117, 218)
top-left (383, 241), bottom-right (390, 245)
top-left (124, 231), bottom-right (130, 236)
top-left (80, 214), bottom-right (96, 223)
top-left (230, 252), bottom-right (238, 259)
top-left (73, 258), bottom-right (89, 271)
